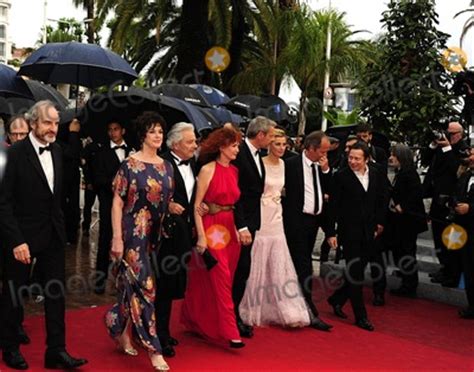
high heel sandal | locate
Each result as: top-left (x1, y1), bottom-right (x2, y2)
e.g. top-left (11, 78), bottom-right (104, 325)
top-left (115, 335), bottom-right (138, 356)
top-left (149, 352), bottom-right (170, 371)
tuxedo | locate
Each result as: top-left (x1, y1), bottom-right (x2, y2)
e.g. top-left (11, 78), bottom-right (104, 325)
top-left (386, 167), bottom-right (427, 291)
top-left (327, 166), bottom-right (386, 320)
top-left (0, 136), bottom-right (66, 351)
top-left (154, 151), bottom-right (197, 347)
top-left (94, 142), bottom-right (132, 290)
top-left (282, 153), bottom-right (330, 317)
top-left (232, 140), bottom-right (265, 320)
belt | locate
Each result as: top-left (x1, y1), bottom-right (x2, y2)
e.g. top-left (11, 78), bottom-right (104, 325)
top-left (206, 202), bottom-right (234, 215)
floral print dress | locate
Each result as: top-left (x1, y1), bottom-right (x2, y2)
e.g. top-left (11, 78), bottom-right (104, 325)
top-left (105, 157), bottom-right (174, 353)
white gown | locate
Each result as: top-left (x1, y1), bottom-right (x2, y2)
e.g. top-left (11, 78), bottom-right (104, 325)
top-left (239, 159), bottom-right (310, 327)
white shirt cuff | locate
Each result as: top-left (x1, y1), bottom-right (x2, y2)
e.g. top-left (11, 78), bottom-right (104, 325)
top-left (442, 145), bottom-right (452, 153)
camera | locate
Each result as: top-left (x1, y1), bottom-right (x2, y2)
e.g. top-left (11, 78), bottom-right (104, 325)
top-left (437, 194), bottom-right (458, 222)
top-left (431, 130), bottom-right (447, 142)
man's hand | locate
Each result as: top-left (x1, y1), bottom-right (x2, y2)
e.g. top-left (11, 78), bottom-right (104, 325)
top-left (435, 138), bottom-right (450, 148)
top-left (374, 224), bottom-right (384, 238)
top-left (13, 243), bottom-right (31, 264)
top-left (327, 237), bottom-right (338, 249)
top-left (239, 230), bottom-right (252, 246)
top-left (455, 203), bottom-right (470, 215)
top-left (319, 155), bottom-right (329, 172)
top-left (394, 204), bottom-right (403, 214)
top-left (169, 201), bottom-right (185, 215)
top-left (196, 202), bottom-right (209, 217)
top-left (69, 118), bottom-right (80, 133)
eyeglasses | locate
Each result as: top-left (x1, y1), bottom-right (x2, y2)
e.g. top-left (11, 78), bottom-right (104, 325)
top-left (9, 132), bottom-right (28, 138)
top-left (447, 131), bottom-right (462, 136)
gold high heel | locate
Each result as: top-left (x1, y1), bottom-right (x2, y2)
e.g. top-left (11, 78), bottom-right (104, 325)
top-left (150, 352), bottom-right (170, 371)
top-left (115, 335), bottom-right (138, 356)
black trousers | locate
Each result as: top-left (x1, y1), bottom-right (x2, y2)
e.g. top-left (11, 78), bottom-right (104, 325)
top-left (62, 173), bottom-right (81, 243)
top-left (155, 298), bottom-right (173, 346)
top-left (0, 237), bottom-right (65, 352)
top-left (370, 238), bottom-right (387, 296)
top-left (96, 191), bottom-right (113, 287)
top-left (328, 240), bottom-right (372, 321)
top-left (430, 202), bottom-right (460, 281)
top-left (393, 229), bottom-right (419, 291)
top-left (286, 213), bottom-right (321, 317)
top-left (232, 230), bottom-right (255, 321)
top-left (82, 187), bottom-right (97, 231)
top-left (460, 236), bottom-right (474, 310)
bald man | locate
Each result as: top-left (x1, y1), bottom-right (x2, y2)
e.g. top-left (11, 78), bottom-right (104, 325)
top-left (421, 121), bottom-right (470, 288)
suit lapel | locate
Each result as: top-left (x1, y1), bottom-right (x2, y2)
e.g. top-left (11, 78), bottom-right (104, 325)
top-left (25, 138), bottom-right (51, 193)
top-left (296, 155), bottom-right (305, 196)
top-left (243, 142), bottom-right (264, 184)
top-left (349, 168), bottom-right (367, 194)
top-left (51, 144), bottom-right (61, 195)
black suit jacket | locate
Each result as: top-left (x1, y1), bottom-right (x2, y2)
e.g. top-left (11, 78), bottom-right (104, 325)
top-left (94, 143), bottom-right (132, 193)
top-left (390, 167), bottom-right (428, 234)
top-left (327, 167), bottom-right (386, 245)
top-left (455, 169), bottom-right (474, 230)
top-left (282, 154), bottom-right (330, 231)
top-left (233, 141), bottom-right (265, 234)
top-left (0, 137), bottom-right (66, 253)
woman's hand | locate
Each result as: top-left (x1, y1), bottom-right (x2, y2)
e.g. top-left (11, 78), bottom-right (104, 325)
top-left (110, 237), bottom-right (124, 261)
top-left (196, 236), bottom-right (207, 254)
top-left (169, 201), bottom-right (185, 215)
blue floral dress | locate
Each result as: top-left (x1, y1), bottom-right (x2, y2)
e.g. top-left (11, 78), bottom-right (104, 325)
top-left (105, 157), bottom-right (174, 353)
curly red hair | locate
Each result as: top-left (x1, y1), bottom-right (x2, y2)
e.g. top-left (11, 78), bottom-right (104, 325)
top-left (199, 127), bottom-right (242, 164)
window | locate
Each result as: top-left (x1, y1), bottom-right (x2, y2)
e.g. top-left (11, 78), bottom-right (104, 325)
top-left (0, 7), bottom-right (6, 17)
top-left (0, 42), bottom-right (5, 57)
top-left (0, 25), bottom-right (5, 39)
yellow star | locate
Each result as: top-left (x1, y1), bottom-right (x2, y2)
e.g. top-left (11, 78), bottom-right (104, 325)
top-left (442, 223), bottom-right (468, 250)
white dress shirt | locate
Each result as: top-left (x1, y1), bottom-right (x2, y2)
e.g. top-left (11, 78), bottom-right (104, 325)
top-left (29, 132), bottom-right (55, 193)
top-left (302, 151), bottom-right (324, 215)
top-left (353, 167), bottom-right (370, 192)
top-left (171, 151), bottom-right (195, 202)
top-left (245, 138), bottom-right (262, 177)
top-left (111, 140), bottom-right (127, 163)
top-left (468, 175), bottom-right (474, 192)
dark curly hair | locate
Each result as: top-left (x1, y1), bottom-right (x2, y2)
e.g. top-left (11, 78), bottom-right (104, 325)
top-left (198, 126), bottom-right (242, 164)
top-left (134, 111), bottom-right (167, 147)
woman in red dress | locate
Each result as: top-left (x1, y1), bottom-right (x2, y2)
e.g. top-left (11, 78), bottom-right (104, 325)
top-left (181, 127), bottom-right (245, 348)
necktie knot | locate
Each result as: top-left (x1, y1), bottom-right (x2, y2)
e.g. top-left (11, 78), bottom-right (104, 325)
top-left (39, 145), bottom-right (51, 154)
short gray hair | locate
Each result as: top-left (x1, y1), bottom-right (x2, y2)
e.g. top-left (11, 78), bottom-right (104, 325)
top-left (246, 116), bottom-right (276, 139)
top-left (26, 100), bottom-right (57, 123)
top-left (304, 130), bottom-right (328, 149)
top-left (166, 122), bottom-right (195, 148)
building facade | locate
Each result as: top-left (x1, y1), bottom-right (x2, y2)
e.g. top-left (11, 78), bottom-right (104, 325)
top-left (0, 0), bottom-right (11, 63)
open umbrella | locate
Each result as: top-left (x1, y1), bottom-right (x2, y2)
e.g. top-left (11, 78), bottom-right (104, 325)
top-left (151, 84), bottom-right (211, 107)
top-left (224, 94), bottom-right (293, 124)
top-left (18, 42), bottom-right (138, 89)
top-left (188, 84), bottom-right (229, 106)
top-left (24, 80), bottom-right (69, 108)
top-left (0, 64), bottom-right (32, 99)
top-left (198, 106), bottom-right (245, 126)
top-left (82, 88), bottom-right (215, 143)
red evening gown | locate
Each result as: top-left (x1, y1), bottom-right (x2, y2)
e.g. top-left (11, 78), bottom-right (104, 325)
top-left (181, 162), bottom-right (241, 343)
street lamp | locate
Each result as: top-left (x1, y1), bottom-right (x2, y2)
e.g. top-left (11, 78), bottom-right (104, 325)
top-left (321, 0), bottom-right (332, 132)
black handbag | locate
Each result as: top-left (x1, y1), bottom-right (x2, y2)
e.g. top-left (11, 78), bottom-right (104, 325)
top-left (200, 249), bottom-right (218, 271)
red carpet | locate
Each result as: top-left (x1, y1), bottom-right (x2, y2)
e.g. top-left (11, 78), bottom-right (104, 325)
top-left (4, 293), bottom-right (473, 371)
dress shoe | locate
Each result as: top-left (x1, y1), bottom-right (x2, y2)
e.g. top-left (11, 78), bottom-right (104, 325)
top-left (355, 318), bottom-right (375, 331)
top-left (237, 320), bottom-right (253, 338)
top-left (328, 298), bottom-right (348, 319)
top-left (44, 350), bottom-right (88, 369)
top-left (310, 317), bottom-right (333, 331)
top-left (17, 325), bottom-right (31, 345)
top-left (458, 308), bottom-right (474, 319)
top-left (167, 336), bottom-right (179, 346)
top-left (390, 287), bottom-right (417, 298)
top-left (161, 345), bottom-right (175, 357)
top-left (372, 294), bottom-right (385, 306)
top-left (3, 350), bottom-right (28, 370)
top-left (229, 340), bottom-right (245, 349)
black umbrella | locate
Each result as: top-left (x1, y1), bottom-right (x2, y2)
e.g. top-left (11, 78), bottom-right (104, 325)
top-left (24, 80), bottom-right (69, 108)
top-left (82, 88), bottom-right (214, 143)
top-left (18, 42), bottom-right (138, 89)
top-left (188, 84), bottom-right (229, 106)
top-left (151, 84), bottom-right (211, 107)
top-left (224, 94), bottom-right (292, 124)
top-left (0, 64), bottom-right (32, 99)
top-left (325, 124), bottom-right (390, 154)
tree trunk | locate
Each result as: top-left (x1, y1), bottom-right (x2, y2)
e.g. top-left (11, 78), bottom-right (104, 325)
top-left (223, 0), bottom-right (247, 94)
top-left (176, 0), bottom-right (210, 85)
top-left (298, 91), bottom-right (307, 135)
top-left (86, 0), bottom-right (95, 44)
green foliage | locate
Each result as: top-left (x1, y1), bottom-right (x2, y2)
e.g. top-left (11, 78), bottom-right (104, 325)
top-left (39, 18), bottom-right (84, 44)
top-left (357, 0), bottom-right (460, 145)
top-left (323, 108), bottom-right (360, 126)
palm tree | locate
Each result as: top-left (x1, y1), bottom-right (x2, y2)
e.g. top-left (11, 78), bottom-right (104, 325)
top-left (454, 0), bottom-right (474, 48)
top-left (72, 0), bottom-right (95, 43)
top-left (284, 9), bottom-right (374, 134)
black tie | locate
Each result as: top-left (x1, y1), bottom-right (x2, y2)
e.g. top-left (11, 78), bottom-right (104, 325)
top-left (311, 163), bottom-right (319, 215)
top-left (255, 149), bottom-right (260, 157)
top-left (179, 159), bottom-right (191, 166)
top-left (39, 145), bottom-right (51, 154)
top-left (113, 145), bottom-right (126, 151)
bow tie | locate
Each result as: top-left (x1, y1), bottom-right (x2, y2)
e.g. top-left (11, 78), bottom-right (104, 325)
top-left (39, 145), bottom-right (51, 154)
top-left (113, 145), bottom-right (126, 151)
top-left (178, 159), bottom-right (191, 166)
top-left (255, 149), bottom-right (261, 157)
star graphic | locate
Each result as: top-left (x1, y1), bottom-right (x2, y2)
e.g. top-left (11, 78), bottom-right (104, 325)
top-left (207, 50), bottom-right (226, 70)
top-left (442, 223), bottom-right (467, 250)
top-left (448, 54), bottom-right (460, 65)
top-left (208, 228), bottom-right (226, 247)
top-left (446, 228), bottom-right (462, 245)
